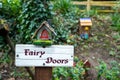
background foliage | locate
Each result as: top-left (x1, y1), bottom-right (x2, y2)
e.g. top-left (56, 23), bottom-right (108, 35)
top-left (0, 0), bottom-right (120, 80)
top-left (0, 0), bottom-right (21, 18)
top-left (112, 0), bottom-right (120, 31)
top-left (97, 60), bottom-right (120, 80)
top-left (15, 0), bottom-right (52, 44)
top-left (53, 57), bottom-right (85, 80)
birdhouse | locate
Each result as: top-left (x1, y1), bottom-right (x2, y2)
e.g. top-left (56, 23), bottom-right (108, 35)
top-left (79, 18), bottom-right (92, 39)
top-left (32, 21), bottom-right (56, 46)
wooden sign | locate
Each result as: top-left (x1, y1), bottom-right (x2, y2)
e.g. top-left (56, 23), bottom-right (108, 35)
top-left (15, 44), bottom-right (74, 67)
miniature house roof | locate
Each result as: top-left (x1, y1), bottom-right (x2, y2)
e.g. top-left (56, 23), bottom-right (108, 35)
top-left (79, 18), bottom-right (92, 26)
top-left (32, 21), bottom-right (56, 39)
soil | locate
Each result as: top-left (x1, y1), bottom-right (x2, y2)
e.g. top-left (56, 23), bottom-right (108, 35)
top-left (75, 15), bottom-right (120, 80)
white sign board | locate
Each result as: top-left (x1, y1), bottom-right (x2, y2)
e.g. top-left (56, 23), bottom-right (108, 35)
top-left (15, 44), bottom-right (74, 67)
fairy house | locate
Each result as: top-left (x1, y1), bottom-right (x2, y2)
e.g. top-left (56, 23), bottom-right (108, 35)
top-left (32, 21), bottom-right (56, 40)
top-left (79, 18), bottom-right (92, 39)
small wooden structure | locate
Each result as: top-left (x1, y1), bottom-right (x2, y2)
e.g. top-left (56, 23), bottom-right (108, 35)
top-left (32, 21), bottom-right (56, 40)
top-left (79, 18), bottom-right (92, 39)
top-left (32, 21), bottom-right (57, 80)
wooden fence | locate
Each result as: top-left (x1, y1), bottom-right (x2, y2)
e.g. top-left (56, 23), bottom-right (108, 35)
top-left (72, 0), bottom-right (118, 12)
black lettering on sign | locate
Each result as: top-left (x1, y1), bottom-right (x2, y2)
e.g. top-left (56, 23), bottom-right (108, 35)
top-left (46, 57), bottom-right (68, 64)
top-left (24, 49), bottom-right (45, 58)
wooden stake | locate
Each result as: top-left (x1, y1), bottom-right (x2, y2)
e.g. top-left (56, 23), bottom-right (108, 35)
top-left (87, 0), bottom-right (91, 12)
top-left (35, 67), bottom-right (52, 80)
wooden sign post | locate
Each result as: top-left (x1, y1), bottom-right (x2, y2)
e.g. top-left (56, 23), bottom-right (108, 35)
top-left (16, 45), bottom-right (74, 80)
top-left (35, 67), bottom-right (52, 80)
top-left (15, 21), bottom-right (74, 80)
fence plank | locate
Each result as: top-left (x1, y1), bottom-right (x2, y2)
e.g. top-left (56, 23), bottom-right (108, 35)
top-left (87, 0), bottom-right (91, 11)
top-left (72, 1), bottom-right (118, 12)
top-left (80, 10), bottom-right (114, 13)
top-left (72, 1), bottom-right (87, 5)
top-left (90, 1), bottom-right (117, 6)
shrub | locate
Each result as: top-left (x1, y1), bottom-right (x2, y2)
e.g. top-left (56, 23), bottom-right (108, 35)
top-left (96, 60), bottom-right (120, 80)
top-left (53, 0), bottom-right (73, 14)
top-left (111, 0), bottom-right (120, 31)
top-left (51, 0), bottom-right (80, 45)
top-left (0, 0), bottom-right (21, 18)
top-left (53, 57), bottom-right (85, 80)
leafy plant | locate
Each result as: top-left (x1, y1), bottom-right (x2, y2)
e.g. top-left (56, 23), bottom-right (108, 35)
top-left (96, 60), bottom-right (120, 80)
top-left (52, 15), bottom-right (78, 45)
top-left (109, 50), bottom-right (116, 56)
top-left (0, 0), bottom-right (21, 17)
top-left (113, 0), bottom-right (120, 12)
top-left (16, 0), bottom-right (52, 44)
top-left (51, 3), bottom-right (80, 45)
top-left (11, 68), bottom-right (24, 78)
top-left (53, 0), bottom-right (73, 14)
top-left (111, 13), bottom-right (120, 31)
top-left (0, 52), bottom-right (11, 64)
top-left (53, 57), bottom-right (85, 80)
top-left (111, 0), bottom-right (120, 31)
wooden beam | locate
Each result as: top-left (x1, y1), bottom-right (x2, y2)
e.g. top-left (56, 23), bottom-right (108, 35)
top-left (35, 67), bottom-right (52, 80)
top-left (72, 1), bottom-right (117, 6)
top-left (79, 9), bottom-right (115, 13)
top-left (87, 0), bottom-right (91, 12)
top-left (97, 10), bottom-right (115, 13)
top-left (72, 1), bottom-right (87, 5)
top-left (90, 1), bottom-right (117, 7)
top-left (72, 1), bottom-right (118, 13)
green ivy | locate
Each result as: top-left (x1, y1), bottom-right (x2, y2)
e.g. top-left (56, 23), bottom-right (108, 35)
top-left (16, 0), bottom-right (52, 44)
top-left (0, 0), bottom-right (21, 18)
top-left (111, 12), bottom-right (120, 31)
top-left (96, 60), bottom-right (120, 80)
top-left (111, 0), bottom-right (120, 31)
top-left (53, 57), bottom-right (85, 80)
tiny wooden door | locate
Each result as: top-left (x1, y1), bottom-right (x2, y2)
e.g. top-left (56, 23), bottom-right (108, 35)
top-left (40, 29), bottom-right (49, 39)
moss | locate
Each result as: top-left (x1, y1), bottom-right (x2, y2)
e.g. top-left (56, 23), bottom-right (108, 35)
top-left (33, 40), bottom-right (53, 47)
